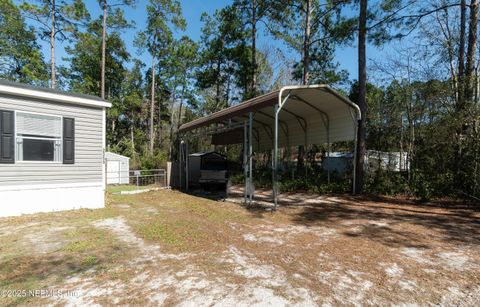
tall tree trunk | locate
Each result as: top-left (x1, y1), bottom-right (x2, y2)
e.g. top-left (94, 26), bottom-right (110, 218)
top-left (173, 84), bottom-right (186, 160)
top-left (464, 0), bottom-right (479, 102)
top-left (150, 52), bottom-right (156, 156)
top-left (454, 0), bottom-right (467, 188)
top-left (177, 93), bottom-right (184, 132)
top-left (355, 0), bottom-right (367, 194)
top-left (158, 96), bottom-right (162, 148)
top-left (50, 0), bottom-right (56, 89)
top-left (406, 91), bottom-right (415, 183)
top-left (168, 79), bottom-right (178, 160)
top-left (131, 126), bottom-right (135, 154)
top-left (400, 114), bottom-right (404, 172)
top-left (101, 0), bottom-right (107, 99)
top-left (251, 0), bottom-right (257, 98)
top-left (437, 8), bottom-right (457, 101)
top-left (458, 0), bottom-right (466, 108)
top-left (302, 0), bottom-right (312, 85)
top-left (297, 0), bottom-right (312, 174)
top-left (215, 51), bottom-right (223, 110)
top-left (455, 0), bottom-right (479, 191)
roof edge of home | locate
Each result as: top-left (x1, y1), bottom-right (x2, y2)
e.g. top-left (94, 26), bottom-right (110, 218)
top-left (0, 79), bottom-right (111, 108)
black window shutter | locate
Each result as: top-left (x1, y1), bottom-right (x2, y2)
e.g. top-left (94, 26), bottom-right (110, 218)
top-left (63, 117), bottom-right (75, 164)
top-left (0, 110), bottom-right (15, 164)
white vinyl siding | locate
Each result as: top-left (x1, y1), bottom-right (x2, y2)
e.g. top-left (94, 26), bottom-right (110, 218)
top-left (0, 94), bottom-right (104, 186)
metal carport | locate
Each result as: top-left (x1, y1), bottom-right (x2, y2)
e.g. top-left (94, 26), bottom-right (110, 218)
top-left (178, 85), bottom-right (361, 208)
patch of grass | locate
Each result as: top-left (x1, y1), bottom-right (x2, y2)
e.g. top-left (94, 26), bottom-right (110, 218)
top-left (73, 208), bottom-right (119, 222)
top-left (126, 190), bottom-right (252, 252)
top-left (81, 255), bottom-right (98, 269)
top-left (138, 218), bottom-right (205, 250)
top-left (140, 222), bottom-right (178, 244)
top-left (62, 227), bottom-right (114, 254)
top-left (0, 275), bottom-right (43, 306)
top-left (64, 240), bottom-right (89, 253)
top-left (183, 201), bottom-right (245, 223)
top-left (107, 267), bottom-right (132, 283)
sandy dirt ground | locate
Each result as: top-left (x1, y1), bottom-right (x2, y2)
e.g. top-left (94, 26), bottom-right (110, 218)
top-left (0, 187), bottom-right (479, 306)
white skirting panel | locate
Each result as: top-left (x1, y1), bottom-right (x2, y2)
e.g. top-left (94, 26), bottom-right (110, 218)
top-left (0, 182), bottom-right (105, 217)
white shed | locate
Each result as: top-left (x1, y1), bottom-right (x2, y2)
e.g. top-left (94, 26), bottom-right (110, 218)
top-left (106, 152), bottom-right (130, 184)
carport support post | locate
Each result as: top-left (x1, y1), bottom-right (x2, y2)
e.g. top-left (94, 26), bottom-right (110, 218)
top-left (248, 112), bottom-right (253, 205)
top-left (273, 104), bottom-right (279, 209)
top-left (185, 139), bottom-right (189, 192)
top-left (352, 120), bottom-right (358, 195)
top-left (244, 120), bottom-right (248, 203)
top-left (327, 118), bottom-right (331, 184)
top-left (179, 139), bottom-right (183, 190)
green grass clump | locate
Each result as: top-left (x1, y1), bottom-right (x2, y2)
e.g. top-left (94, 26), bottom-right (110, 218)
top-left (81, 255), bottom-right (98, 269)
top-left (136, 217), bottom-right (206, 251)
top-left (64, 240), bottom-right (89, 253)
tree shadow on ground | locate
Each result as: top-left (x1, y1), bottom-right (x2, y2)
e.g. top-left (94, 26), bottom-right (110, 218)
top-left (187, 186), bottom-right (480, 249)
top-left (290, 195), bottom-right (480, 249)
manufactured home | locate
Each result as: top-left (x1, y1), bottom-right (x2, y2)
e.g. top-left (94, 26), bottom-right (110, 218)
top-left (0, 80), bottom-right (111, 217)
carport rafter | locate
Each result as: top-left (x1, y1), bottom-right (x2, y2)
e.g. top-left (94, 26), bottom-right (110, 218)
top-left (256, 110), bottom-right (289, 140)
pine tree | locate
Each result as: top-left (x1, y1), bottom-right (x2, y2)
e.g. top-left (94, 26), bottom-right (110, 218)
top-left (20, 0), bottom-right (90, 89)
top-left (135, 0), bottom-right (185, 155)
top-left (0, 0), bottom-right (48, 84)
top-left (98, 0), bottom-right (136, 98)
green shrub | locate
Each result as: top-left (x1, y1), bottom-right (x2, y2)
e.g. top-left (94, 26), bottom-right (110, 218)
top-left (364, 169), bottom-right (408, 195)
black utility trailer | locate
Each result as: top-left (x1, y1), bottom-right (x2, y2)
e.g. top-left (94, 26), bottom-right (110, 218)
top-left (188, 152), bottom-right (228, 189)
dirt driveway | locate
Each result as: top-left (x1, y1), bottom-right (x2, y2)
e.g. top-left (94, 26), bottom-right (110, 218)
top-left (0, 189), bottom-right (479, 306)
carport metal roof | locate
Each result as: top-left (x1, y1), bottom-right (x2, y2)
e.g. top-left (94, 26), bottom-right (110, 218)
top-left (179, 85), bottom-right (360, 151)
top-left (178, 85), bottom-right (361, 207)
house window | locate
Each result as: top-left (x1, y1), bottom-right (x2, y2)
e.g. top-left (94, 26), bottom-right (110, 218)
top-left (16, 112), bottom-right (62, 162)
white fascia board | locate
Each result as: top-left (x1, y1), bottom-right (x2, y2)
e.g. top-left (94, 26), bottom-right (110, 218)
top-left (0, 84), bottom-right (112, 108)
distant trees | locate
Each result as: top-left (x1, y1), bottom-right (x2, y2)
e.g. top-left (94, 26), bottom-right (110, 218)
top-left (20, 0), bottom-right (90, 88)
top-left (97, 0), bottom-right (136, 99)
top-left (0, 0), bottom-right (48, 84)
top-left (135, 0), bottom-right (185, 155)
top-left (271, 0), bottom-right (348, 86)
top-left (356, 0), bottom-right (480, 198)
top-left (165, 36), bottom-right (198, 159)
top-left (63, 12), bottom-right (130, 148)
top-left (232, 0), bottom-right (285, 98)
top-left (196, 8), bottom-right (243, 111)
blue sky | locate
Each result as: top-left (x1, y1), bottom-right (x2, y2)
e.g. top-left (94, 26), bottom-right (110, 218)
top-left (27, 0), bottom-right (388, 85)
